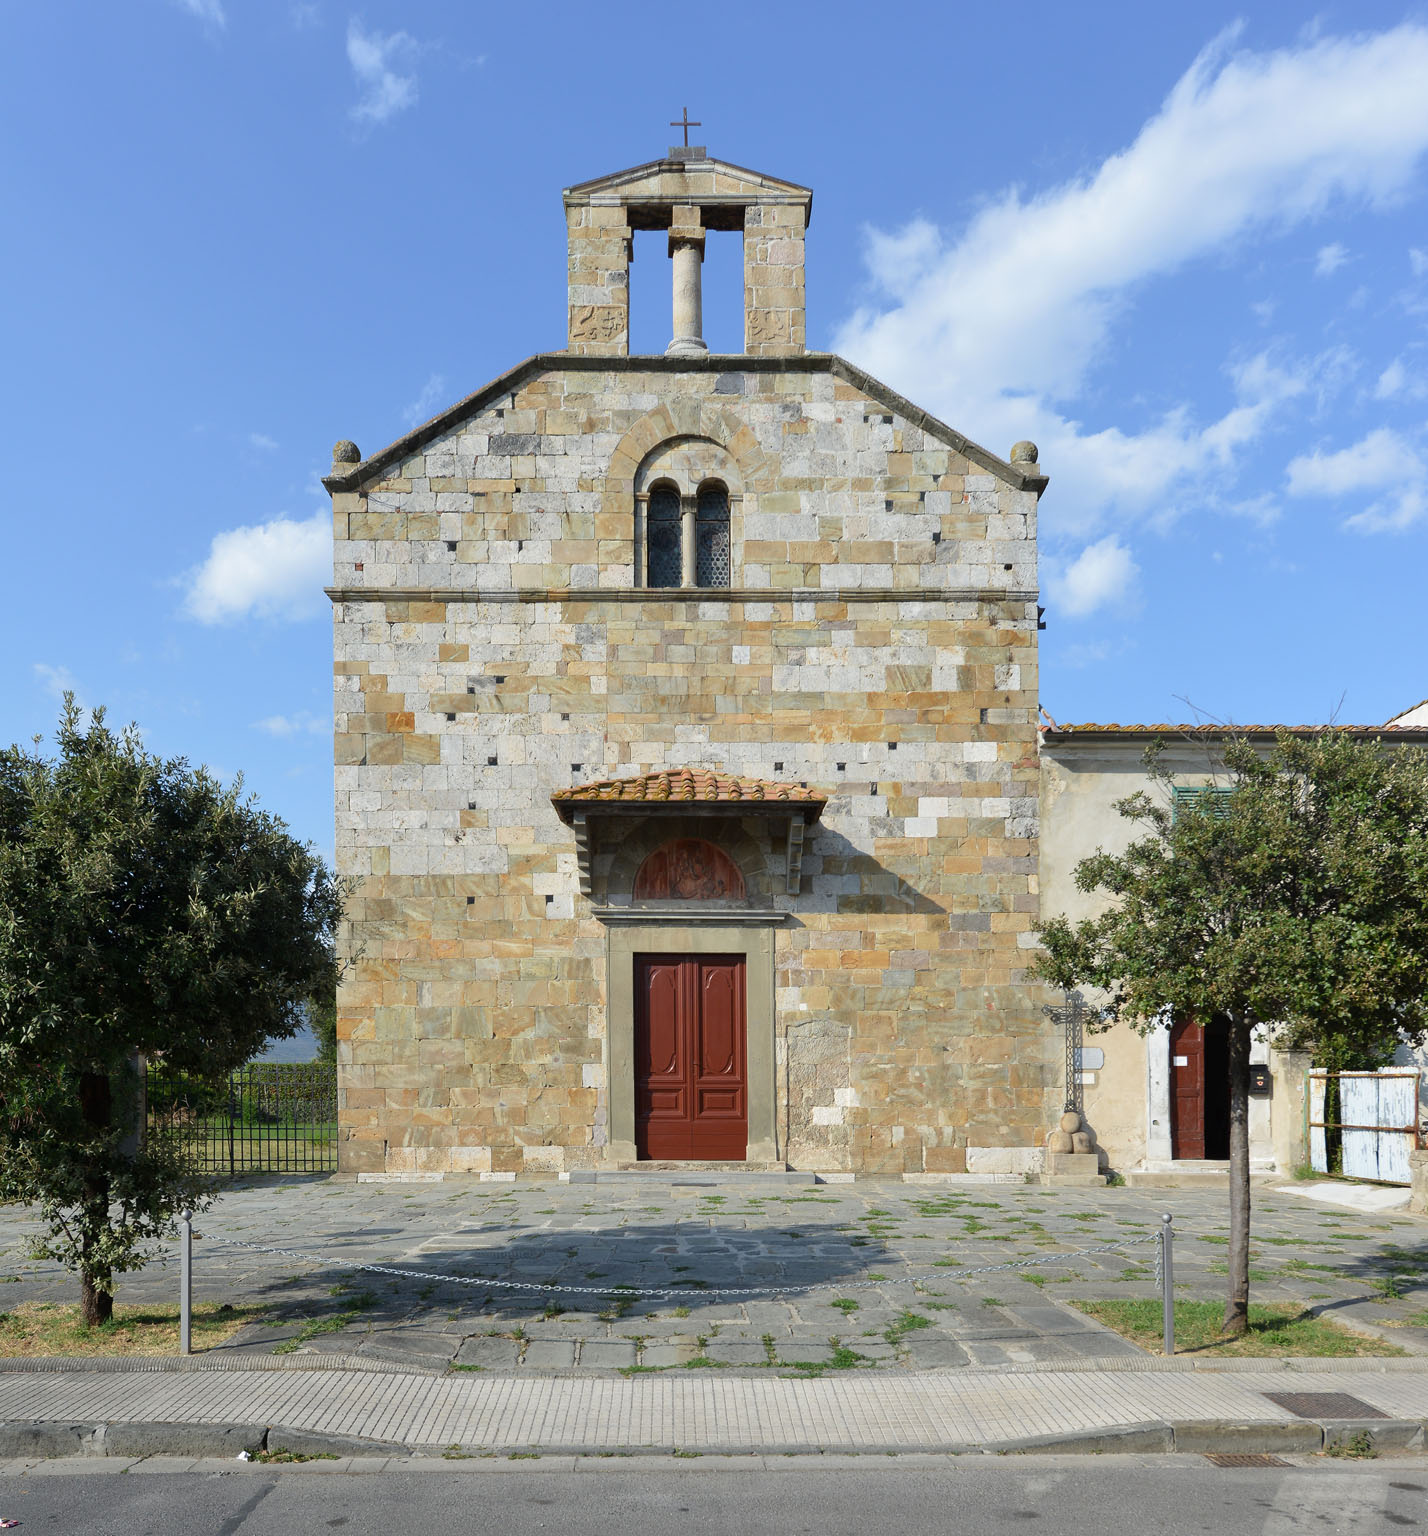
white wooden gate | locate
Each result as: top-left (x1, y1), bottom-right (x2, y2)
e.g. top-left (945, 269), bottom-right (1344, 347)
top-left (1309, 1069), bottom-right (1421, 1185)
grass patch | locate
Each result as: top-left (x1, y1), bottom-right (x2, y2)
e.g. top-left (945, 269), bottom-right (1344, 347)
top-left (0, 1300), bottom-right (266, 1357)
top-left (1072, 1299), bottom-right (1406, 1358)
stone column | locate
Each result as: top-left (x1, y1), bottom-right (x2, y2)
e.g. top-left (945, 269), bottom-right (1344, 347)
top-left (1269, 1046), bottom-right (1312, 1176)
top-left (1410, 1149), bottom-right (1428, 1215)
top-left (666, 205), bottom-right (707, 357)
top-left (633, 493), bottom-right (647, 587)
top-left (680, 495), bottom-right (697, 587)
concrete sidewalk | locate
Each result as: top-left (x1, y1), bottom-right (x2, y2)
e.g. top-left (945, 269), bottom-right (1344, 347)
top-left (2, 1357), bottom-right (1427, 1459)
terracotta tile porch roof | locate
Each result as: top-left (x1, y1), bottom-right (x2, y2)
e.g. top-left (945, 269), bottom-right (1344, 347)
top-left (1048, 722), bottom-right (1396, 735)
top-left (551, 769), bottom-right (826, 824)
top-left (1039, 712), bottom-right (1428, 740)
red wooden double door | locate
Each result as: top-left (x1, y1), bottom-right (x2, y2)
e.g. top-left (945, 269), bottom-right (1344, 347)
top-left (635, 954), bottom-right (747, 1160)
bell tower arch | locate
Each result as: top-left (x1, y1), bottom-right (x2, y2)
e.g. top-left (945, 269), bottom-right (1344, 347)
top-left (562, 148), bottom-right (811, 358)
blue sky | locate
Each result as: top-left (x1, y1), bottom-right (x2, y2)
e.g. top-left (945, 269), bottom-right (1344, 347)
top-left (4, 2), bottom-right (1428, 863)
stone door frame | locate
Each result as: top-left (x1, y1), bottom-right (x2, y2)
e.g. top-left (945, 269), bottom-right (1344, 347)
top-left (604, 919), bottom-right (778, 1163)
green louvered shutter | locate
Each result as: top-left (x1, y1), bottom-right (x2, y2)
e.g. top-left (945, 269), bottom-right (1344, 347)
top-left (1171, 786), bottom-right (1234, 822)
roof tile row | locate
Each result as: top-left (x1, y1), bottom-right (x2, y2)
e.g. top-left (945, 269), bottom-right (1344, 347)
top-left (551, 768), bottom-right (825, 805)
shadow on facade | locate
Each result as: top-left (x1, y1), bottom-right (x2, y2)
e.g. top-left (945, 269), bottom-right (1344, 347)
top-left (806, 824), bottom-right (947, 917)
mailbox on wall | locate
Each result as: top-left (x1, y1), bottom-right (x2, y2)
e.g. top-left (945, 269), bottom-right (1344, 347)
top-left (1248, 1065), bottom-right (1272, 1096)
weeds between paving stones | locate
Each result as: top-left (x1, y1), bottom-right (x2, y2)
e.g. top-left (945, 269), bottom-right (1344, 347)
top-left (1075, 1300), bottom-right (1406, 1357)
top-left (272, 1288), bottom-right (379, 1354)
top-left (781, 1340), bottom-right (869, 1377)
top-left (1382, 1308), bottom-right (1428, 1327)
top-left (883, 1311), bottom-right (933, 1347)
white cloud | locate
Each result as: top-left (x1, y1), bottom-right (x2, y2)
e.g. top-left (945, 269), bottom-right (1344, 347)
top-left (172, 0), bottom-right (226, 27)
top-left (182, 512), bottom-right (330, 624)
top-left (32, 663), bottom-right (99, 728)
top-left (347, 19), bottom-right (418, 125)
top-left (402, 373), bottom-right (447, 429)
top-left (1286, 427), bottom-right (1412, 496)
top-left (1411, 248), bottom-right (1428, 276)
top-left (1225, 492), bottom-right (1281, 526)
top-left (833, 24), bottom-right (1428, 540)
top-left (1048, 536), bottom-right (1141, 618)
top-left (290, 2), bottom-right (320, 26)
top-left (255, 711), bottom-right (329, 737)
top-left (1285, 428), bottom-right (1426, 532)
top-left (1375, 359), bottom-right (1406, 398)
top-left (1314, 242), bottom-right (1348, 276)
top-left (249, 432), bottom-right (279, 451)
top-left (34, 662), bottom-right (82, 705)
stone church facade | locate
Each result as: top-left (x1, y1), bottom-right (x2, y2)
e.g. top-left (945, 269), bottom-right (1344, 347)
top-left (326, 150), bottom-right (1057, 1177)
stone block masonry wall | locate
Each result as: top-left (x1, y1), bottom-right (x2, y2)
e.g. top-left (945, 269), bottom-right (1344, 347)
top-left (331, 362), bottom-right (1053, 1174)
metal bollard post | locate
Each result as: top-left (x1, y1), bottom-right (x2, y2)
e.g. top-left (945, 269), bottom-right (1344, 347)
top-left (179, 1211), bottom-right (192, 1357)
top-left (1160, 1211), bottom-right (1175, 1357)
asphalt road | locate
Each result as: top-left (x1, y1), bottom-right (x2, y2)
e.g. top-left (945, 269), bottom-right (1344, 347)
top-left (1, 1456), bottom-right (1426, 1536)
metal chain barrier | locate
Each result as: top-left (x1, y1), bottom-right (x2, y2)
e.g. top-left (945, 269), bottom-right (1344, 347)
top-left (200, 1228), bottom-right (1166, 1302)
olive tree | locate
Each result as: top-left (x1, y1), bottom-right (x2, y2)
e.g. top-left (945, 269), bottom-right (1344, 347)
top-left (0, 700), bottom-right (341, 1323)
top-left (1038, 731), bottom-right (1428, 1336)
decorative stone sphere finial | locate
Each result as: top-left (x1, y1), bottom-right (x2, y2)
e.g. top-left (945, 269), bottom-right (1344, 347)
top-left (1010, 440), bottom-right (1039, 465)
top-left (332, 440), bottom-right (361, 466)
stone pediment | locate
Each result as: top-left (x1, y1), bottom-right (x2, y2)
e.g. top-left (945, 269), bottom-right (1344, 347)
top-left (563, 154), bottom-right (812, 230)
top-left (322, 353), bottom-right (1049, 497)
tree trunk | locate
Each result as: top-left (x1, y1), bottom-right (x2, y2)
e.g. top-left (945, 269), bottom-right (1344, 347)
top-left (1223, 1016), bottom-right (1252, 1337)
top-left (78, 1071), bottom-right (114, 1328)
top-left (80, 1268), bottom-right (112, 1327)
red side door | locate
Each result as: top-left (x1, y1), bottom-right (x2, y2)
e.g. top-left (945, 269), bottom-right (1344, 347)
top-left (1169, 1015), bottom-right (1206, 1159)
top-left (635, 955), bottom-right (747, 1160)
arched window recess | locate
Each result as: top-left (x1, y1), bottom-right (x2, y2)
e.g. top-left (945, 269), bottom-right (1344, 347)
top-left (632, 438), bottom-right (741, 590)
top-left (695, 481), bottom-right (730, 588)
top-left (644, 481), bottom-right (682, 588)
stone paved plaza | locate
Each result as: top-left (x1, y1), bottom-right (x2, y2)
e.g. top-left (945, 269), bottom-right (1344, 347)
top-left (2, 1178), bottom-right (1426, 1373)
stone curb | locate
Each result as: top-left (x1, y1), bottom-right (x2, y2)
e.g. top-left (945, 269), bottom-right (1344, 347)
top-left (0, 1354), bottom-right (443, 1376)
top-left (267, 1426), bottom-right (412, 1459)
top-left (5, 1354), bottom-right (1428, 1378)
top-left (993, 1418), bottom-right (1428, 1456)
top-left (0, 1421), bottom-right (264, 1459)
top-left (3, 1416), bottom-right (1426, 1460)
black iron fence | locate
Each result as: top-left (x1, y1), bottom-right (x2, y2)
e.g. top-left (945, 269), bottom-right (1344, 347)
top-left (146, 1062), bottom-right (338, 1175)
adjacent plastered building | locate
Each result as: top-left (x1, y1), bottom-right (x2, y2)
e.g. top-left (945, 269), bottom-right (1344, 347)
top-left (1040, 713), bottom-right (1428, 1180)
top-left (326, 149), bottom-right (1060, 1177)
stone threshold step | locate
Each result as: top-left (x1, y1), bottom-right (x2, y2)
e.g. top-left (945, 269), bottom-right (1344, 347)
top-left (1128, 1162), bottom-right (1277, 1187)
top-left (562, 1165), bottom-right (817, 1186)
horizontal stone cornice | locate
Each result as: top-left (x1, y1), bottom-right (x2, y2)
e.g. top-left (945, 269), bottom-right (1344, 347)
top-left (325, 586), bottom-right (1040, 607)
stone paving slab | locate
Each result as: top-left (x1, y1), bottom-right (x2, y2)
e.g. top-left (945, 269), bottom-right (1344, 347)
top-left (1, 1177), bottom-right (1425, 1376)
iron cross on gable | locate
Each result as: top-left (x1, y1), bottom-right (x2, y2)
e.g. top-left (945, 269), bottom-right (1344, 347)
top-left (669, 107), bottom-right (701, 148)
